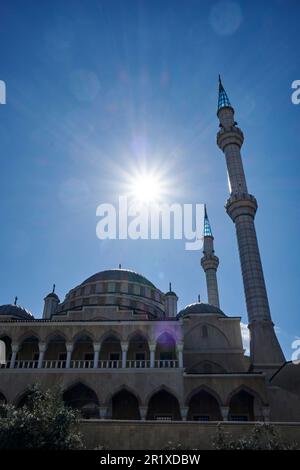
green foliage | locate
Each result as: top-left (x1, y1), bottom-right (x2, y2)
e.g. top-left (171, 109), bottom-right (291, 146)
top-left (0, 384), bottom-right (83, 449)
top-left (212, 423), bottom-right (299, 450)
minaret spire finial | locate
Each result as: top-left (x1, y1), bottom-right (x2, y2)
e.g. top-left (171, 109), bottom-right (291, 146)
top-left (14, 296), bottom-right (18, 306)
top-left (52, 284), bottom-right (56, 293)
top-left (217, 75), bottom-right (232, 112)
top-left (198, 294), bottom-right (201, 303)
top-left (169, 282), bottom-right (172, 292)
top-left (204, 204), bottom-right (213, 237)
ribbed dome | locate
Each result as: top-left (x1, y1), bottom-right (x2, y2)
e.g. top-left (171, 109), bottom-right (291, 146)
top-left (81, 269), bottom-right (156, 288)
top-left (0, 304), bottom-right (34, 320)
top-left (177, 302), bottom-right (225, 317)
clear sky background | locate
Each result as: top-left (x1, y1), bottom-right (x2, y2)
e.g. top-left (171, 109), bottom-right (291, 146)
top-left (0, 0), bottom-right (299, 358)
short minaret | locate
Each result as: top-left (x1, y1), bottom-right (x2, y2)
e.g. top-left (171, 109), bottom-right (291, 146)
top-left (201, 207), bottom-right (220, 308)
top-left (216, 76), bottom-right (285, 369)
top-left (43, 284), bottom-right (60, 319)
top-left (165, 283), bottom-right (178, 317)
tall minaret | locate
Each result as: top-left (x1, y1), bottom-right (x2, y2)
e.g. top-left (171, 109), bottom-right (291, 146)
top-left (201, 206), bottom-right (220, 308)
top-left (216, 76), bottom-right (285, 370)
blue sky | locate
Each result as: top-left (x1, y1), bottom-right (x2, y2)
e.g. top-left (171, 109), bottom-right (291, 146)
top-left (0, 0), bottom-right (299, 358)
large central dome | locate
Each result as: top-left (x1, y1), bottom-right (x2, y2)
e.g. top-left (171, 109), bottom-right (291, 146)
top-left (56, 268), bottom-right (165, 319)
top-left (81, 269), bottom-right (156, 289)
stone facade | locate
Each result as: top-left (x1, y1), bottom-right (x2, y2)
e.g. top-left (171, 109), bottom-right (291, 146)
top-left (0, 79), bottom-right (299, 449)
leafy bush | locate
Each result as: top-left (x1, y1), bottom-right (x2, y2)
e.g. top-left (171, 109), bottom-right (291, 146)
top-left (212, 423), bottom-right (299, 450)
top-left (0, 385), bottom-right (83, 449)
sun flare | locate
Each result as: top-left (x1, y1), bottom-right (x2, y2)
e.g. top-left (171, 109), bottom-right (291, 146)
top-left (131, 173), bottom-right (163, 203)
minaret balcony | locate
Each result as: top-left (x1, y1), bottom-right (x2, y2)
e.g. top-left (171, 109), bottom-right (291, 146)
top-left (217, 126), bottom-right (244, 151)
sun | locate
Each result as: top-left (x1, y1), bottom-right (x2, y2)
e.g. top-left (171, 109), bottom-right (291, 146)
top-left (131, 173), bottom-right (163, 203)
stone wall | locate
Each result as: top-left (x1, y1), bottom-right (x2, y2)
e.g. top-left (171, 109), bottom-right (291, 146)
top-left (80, 420), bottom-right (300, 450)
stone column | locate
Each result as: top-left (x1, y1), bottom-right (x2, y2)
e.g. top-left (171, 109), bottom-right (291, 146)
top-left (38, 342), bottom-right (46, 368)
top-left (149, 343), bottom-right (156, 368)
top-left (66, 342), bottom-right (73, 369)
top-left (262, 406), bottom-right (270, 422)
top-left (220, 406), bottom-right (229, 421)
top-left (176, 342), bottom-right (184, 368)
top-left (139, 406), bottom-right (147, 420)
top-left (181, 406), bottom-right (189, 421)
top-left (93, 342), bottom-right (101, 369)
top-left (99, 406), bottom-right (107, 419)
top-left (121, 341), bottom-right (128, 368)
top-left (9, 343), bottom-right (19, 369)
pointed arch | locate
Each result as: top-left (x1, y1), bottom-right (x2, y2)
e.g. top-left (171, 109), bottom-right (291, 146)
top-left (146, 386), bottom-right (181, 421)
top-left (71, 332), bottom-right (94, 363)
top-left (226, 385), bottom-right (265, 422)
top-left (187, 360), bottom-right (227, 374)
top-left (17, 330), bottom-right (41, 344)
top-left (154, 329), bottom-right (177, 344)
top-left (71, 329), bottom-right (95, 343)
top-left (127, 329), bottom-right (150, 343)
top-left (45, 330), bottom-right (69, 344)
top-left (105, 384), bottom-right (142, 406)
top-left (186, 387), bottom-right (222, 421)
top-left (226, 385), bottom-right (266, 406)
top-left (185, 322), bottom-right (230, 347)
top-left (109, 386), bottom-right (141, 420)
top-left (185, 385), bottom-right (222, 407)
top-left (0, 331), bottom-right (12, 341)
top-left (155, 332), bottom-right (177, 362)
top-left (44, 332), bottom-right (67, 363)
top-left (15, 388), bottom-right (38, 408)
top-left (99, 329), bottom-right (123, 344)
top-left (63, 381), bottom-right (100, 419)
top-left (145, 384), bottom-right (181, 407)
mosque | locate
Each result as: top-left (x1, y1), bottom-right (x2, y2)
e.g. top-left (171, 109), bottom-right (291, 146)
top-left (0, 79), bottom-right (299, 446)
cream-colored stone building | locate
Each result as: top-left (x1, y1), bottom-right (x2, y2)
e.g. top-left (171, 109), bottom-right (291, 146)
top-left (0, 79), bottom-right (299, 432)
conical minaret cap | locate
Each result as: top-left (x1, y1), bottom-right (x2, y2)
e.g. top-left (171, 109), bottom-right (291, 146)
top-left (204, 205), bottom-right (213, 237)
top-left (217, 75), bottom-right (232, 113)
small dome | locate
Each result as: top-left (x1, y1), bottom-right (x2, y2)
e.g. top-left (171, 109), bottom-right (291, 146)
top-left (166, 291), bottom-right (177, 297)
top-left (81, 269), bottom-right (156, 288)
top-left (177, 302), bottom-right (225, 317)
top-left (0, 304), bottom-right (34, 320)
top-left (45, 292), bottom-right (59, 300)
